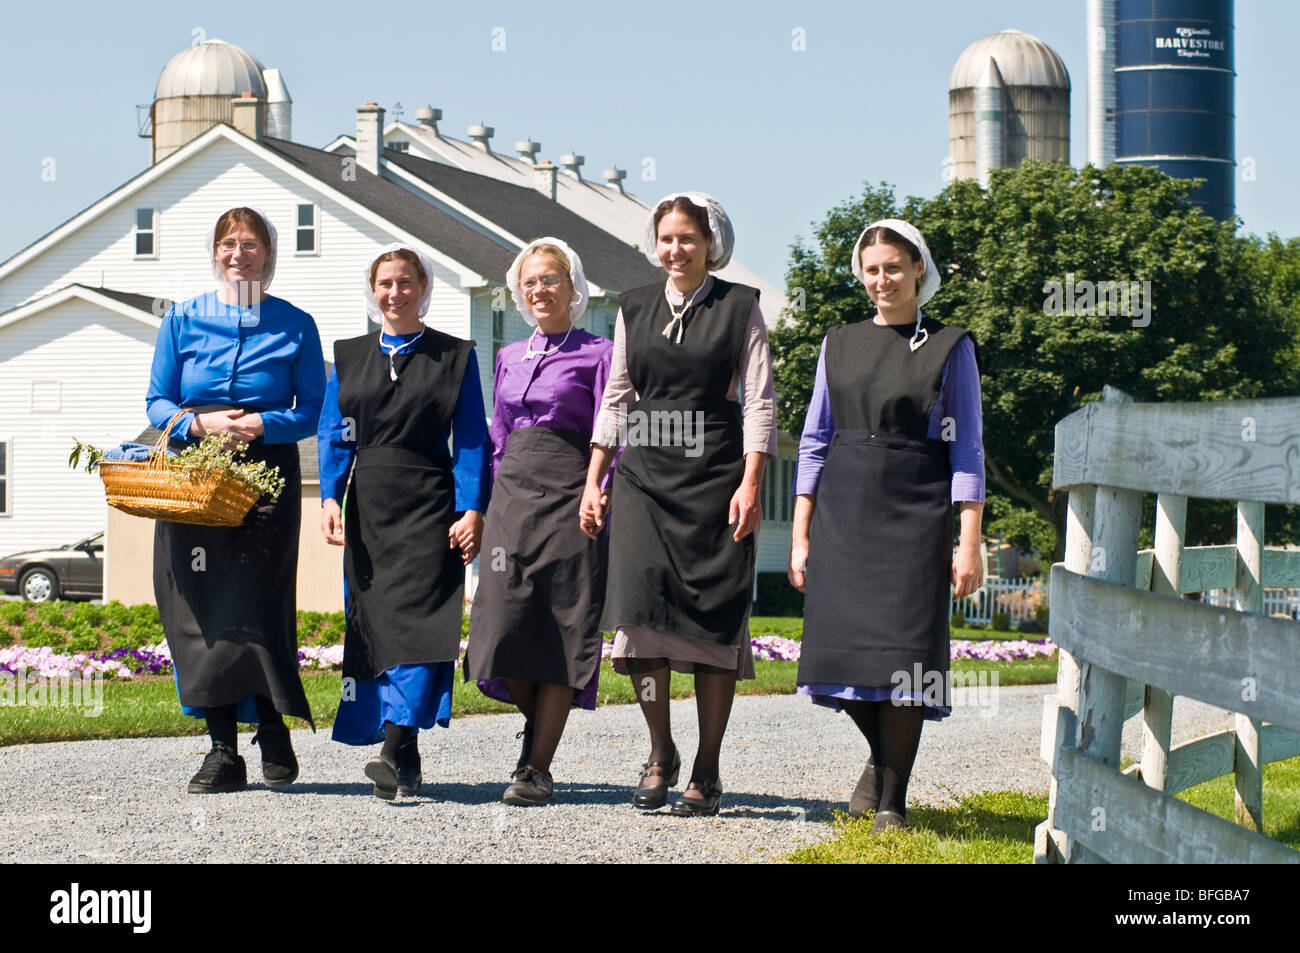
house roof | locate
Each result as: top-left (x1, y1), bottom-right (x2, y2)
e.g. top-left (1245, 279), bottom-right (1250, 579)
top-left (383, 149), bottom-right (661, 292)
top-left (76, 285), bottom-right (169, 315)
top-left (0, 283), bottom-right (165, 332)
top-left (261, 136), bottom-right (518, 285)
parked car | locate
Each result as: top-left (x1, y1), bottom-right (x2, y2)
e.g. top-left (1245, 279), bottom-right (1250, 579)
top-left (0, 532), bottom-right (104, 602)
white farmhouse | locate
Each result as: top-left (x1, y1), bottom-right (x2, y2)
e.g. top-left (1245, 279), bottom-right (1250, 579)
top-left (0, 39), bottom-right (800, 609)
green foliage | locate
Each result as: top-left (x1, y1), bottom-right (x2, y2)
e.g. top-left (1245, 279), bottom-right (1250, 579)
top-left (297, 610), bottom-right (326, 646)
top-left (171, 435), bottom-right (287, 500)
top-left (772, 163), bottom-right (1300, 556)
top-left (68, 602), bottom-right (104, 629)
top-left (23, 623), bottom-right (66, 648)
top-left (985, 495), bottom-right (1056, 559)
top-left (35, 603), bottom-right (69, 629)
top-left (315, 619), bottom-right (345, 646)
top-left (0, 628), bottom-right (12, 646)
top-left (102, 601), bottom-right (130, 628)
top-left (0, 601), bottom-right (28, 626)
top-left (130, 622), bottom-right (164, 647)
top-left (991, 611), bottom-right (1012, 632)
top-left (753, 572), bottom-right (805, 616)
top-left (66, 625), bottom-right (101, 653)
top-left (950, 611), bottom-right (966, 629)
top-left (129, 604), bottom-right (160, 628)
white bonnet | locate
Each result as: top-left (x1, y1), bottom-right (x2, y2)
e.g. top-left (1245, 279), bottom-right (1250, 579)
top-left (208, 206), bottom-right (278, 292)
top-left (851, 218), bottom-right (941, 307)
top-left (506, 237), bottom-right (590, 327)
top-left (642, 192), bottom-right (734, 271)
top-left (363, 243), bottom-right (437, 324)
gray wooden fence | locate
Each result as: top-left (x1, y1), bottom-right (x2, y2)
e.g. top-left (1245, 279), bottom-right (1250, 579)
top-left (1035, 393), bottom-right (1300, 863)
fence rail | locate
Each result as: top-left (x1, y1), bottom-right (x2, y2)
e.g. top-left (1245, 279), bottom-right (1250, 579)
top-left (950, 577), bottom-right (1046, 625)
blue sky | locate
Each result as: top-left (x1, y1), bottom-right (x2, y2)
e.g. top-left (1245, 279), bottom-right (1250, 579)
top-left (2, 0), bottom-right (1294, 288)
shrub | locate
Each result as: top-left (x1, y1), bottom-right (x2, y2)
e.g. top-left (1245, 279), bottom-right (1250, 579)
top-left (36, 603), bottom-right (69, 629)
top-left (68, 602), bottom-right (105, 628)
top-left (66, 625), bottom-right (101, 653)
top-left (0, 601), bottom-right (28, 626)
top-left (0, 628), bottom-right (12, 646)
top-left (102, 601), bottom-right (131, 628)
top-left (754, 572), bottom-right (805, 617)
top-left (297, 610), bottom-right (325, 646)
top-left (129, 604), bottom-right (161, 628)
top-left (316, 622), bottom-right (345, 646)
top-left (991, 611), bottom-right (1012, 632)
top-left (130, 622), bottom-right (165, 648)
top-left (950, 611), bottom-right (967, 629)
top-left (23, 623), bottom-right (66, 648)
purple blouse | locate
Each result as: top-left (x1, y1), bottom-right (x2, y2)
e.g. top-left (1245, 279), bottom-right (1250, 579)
top-left (490, 328), bottom-right (613, 479)
top-left (795, 326), bottom-right (985, 503)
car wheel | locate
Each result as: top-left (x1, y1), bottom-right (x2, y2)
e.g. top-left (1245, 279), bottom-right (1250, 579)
top-left (20, 567), bottom-right (59, 603)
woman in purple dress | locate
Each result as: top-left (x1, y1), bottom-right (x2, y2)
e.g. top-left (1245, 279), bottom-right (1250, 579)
top-left (789, 219), bottom-right (984, 832)
top-left (465, 238), bottom-right (613, 807)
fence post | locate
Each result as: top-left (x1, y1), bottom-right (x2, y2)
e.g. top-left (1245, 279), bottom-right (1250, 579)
top-left (1141, 493), bottom-right (1185, 790)
top-left (1235, 501), bottom-right (1265, 831)
top-left (1035, 485), bottom-right (1093, 863)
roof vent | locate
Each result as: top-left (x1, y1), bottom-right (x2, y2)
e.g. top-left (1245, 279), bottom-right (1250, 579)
top-left (468, 122), bottom-right (494, 151)
top-left (559, 152), bottom-right (584, 180)
top-left (515, 138), bottom-right (541, 163)
top-left (603, 166), bottom-right (627, 193)
top-left (414, 105), bottom-right (441, 131)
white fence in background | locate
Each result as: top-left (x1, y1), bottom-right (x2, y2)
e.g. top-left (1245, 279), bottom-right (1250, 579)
top-left (950, 576), bottom-right (1046, 625)
top-left (1205, 588), bottom-right (1300, 619)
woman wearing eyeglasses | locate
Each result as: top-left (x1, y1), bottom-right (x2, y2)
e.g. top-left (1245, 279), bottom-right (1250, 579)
top-left (465, 238), bottom-right (613, 807)
top-left (147, 206), bottom-right (325, 794)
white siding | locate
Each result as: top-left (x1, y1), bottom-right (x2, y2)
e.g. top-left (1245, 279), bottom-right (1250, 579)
top-left (0, 300), bottom-right (157, 555)
top-left (0, 137), bottom-right (472, 363)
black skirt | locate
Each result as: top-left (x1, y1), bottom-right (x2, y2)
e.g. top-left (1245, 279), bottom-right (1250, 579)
top-left (154, 441), bottom-right (313, 726)
top-left (466, 427), bottom-right (607, 690)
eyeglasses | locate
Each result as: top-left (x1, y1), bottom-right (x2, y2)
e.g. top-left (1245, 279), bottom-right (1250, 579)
top-left (520, 274), bottom-right (567, 291)
top-left (217, 240), bottom-right (265, 253)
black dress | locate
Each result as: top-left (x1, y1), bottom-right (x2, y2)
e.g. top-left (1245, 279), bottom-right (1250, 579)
top-left (797, 316), bottom-right (974, 708)
top-left (602, 278), bottom-right (758, 656)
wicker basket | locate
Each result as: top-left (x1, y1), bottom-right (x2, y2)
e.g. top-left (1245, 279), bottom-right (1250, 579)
top-left (97, 410), bottom-right (265, 526)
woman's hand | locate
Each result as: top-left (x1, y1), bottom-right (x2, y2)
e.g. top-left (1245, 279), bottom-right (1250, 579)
top-left (952, 540), bottom-right (984, 599)
top-left (579, 482), bottom-right (610, 541)
top-left (321, 499), bottom-right (345, 546)
top-left (449, 511), bottom-right (484, 564)
top-left (787, 536), bottom-right (810, 593)
top-left (192, 409), bottom-right (262, 445)
top-left (728, 479), bottom-right (761, 542)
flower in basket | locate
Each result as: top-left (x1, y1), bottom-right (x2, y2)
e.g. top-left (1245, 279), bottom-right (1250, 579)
top-left (70, 435), bottom-right (285, 502)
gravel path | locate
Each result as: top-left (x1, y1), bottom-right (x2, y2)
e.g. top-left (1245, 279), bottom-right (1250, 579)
top-left (0, 686), bottom-right (1237, 863)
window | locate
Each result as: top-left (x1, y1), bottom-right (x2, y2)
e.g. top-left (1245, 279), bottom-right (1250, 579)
top-left (391, 140), bottom-right (410, 153)
top-left (0, 440), bottom-right (9, 516)
top-left (763, 458), bottom-right (778, 522)
top-left (492, 306), bottom-right (505, 365)
top-left (781, 458), bottom-right (796, 522)
top-left (134, 208), bottom-right (156, 257)
top-left (296, 204), bottom-right (318, 253)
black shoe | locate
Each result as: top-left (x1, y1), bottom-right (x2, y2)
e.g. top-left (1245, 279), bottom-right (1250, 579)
top-left (514, 721), bottom-right (534, 775)
top-left (669, 778), bottom-right (723, 817)
top-left (187, 743), bottom-right (247, 794)
top-left (503, 766), bottom-right (554, 806)
top-left (396, 739), bottom-right (422, 796)
top-left (251, 722), bottom-right (298, 788)
top-left (364, 752), bottom-right (399, 801)
top-left (871, 809), bottom-right (908, 833)
top-left (632, 747), bottom-right (680, 810)
top-left (848, 759), bottom-right (881, 818)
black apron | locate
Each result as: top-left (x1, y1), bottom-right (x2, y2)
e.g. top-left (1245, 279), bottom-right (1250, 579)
top-left (797, 317), bottom-right (975, 698)
top-left (333, 330), bottom-right (474, 681)
top-left (154, 411), bottom-right (312, 725)
top-left (465, 427), bottom-right (607, 688)
top-left (602, 279), bottom-right (756, 647)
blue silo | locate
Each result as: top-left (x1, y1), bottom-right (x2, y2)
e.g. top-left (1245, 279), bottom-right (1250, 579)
top-left (1113, 0), bottom-right (1235, 220)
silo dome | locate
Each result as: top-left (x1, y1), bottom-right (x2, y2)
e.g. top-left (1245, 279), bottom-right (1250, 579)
top-left (151, 40), bottom-right (269, 163)
top-left (948, 29), bottom-right (1071, 185)
top-left (155, 39), bottom-right (267, 99)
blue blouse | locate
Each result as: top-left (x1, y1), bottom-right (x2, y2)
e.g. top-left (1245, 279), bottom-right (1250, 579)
top-left (317, 331), bottom-right (490, 513)
top-left (147, 292), bottom-right (326, 443)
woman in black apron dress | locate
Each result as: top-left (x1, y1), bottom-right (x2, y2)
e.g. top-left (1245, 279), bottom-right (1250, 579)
top-left (319, 244), bottom-right (489, 799)
top-left (465, 238), bottom-right (612, 807)
top-left (147, 206), bottom-right (326, 794)
top-left (789, 219), bottom-right (985, 831)
top-left (582, 193), bottom-right (777, 816)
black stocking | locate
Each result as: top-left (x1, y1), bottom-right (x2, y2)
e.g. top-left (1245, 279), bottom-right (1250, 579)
top-left (381, 720), bottom-right (408, 760)
top-left (526, 683), bottom-right (575, 774)
top-left (875, 701), bottom-right (925, 816)
top-left (255, 694), bottom-right (284, 730)
top-left (687, 662), bottom-right (736, 790)
top-left (206, 704), bottom-right (238, 750)
top-left (624, 657), bottom-right (673, 763)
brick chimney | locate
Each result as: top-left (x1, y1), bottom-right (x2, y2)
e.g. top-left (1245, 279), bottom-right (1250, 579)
top-left (356, 102), bottom-right (385, 175)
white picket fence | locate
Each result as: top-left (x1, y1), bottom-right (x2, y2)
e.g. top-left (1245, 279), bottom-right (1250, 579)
top-left (950, 577), bottom-right (1046, 625)
top-left (1205, 588), bottom-right (1300, 619)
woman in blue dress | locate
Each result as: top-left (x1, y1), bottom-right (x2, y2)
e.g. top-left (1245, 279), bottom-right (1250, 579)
top-left (147, 206), bottom-right (325, 794)
top-left (318, 243), bottom-right (489, 799)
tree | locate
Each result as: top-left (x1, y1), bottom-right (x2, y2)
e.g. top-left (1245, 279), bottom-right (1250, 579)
top-left (771, 162), bottom-right (1300, 556)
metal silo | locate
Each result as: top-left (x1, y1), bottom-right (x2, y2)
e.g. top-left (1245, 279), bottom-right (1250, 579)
top-left (949, 29), bottom-right (1071, 185)
top-left (151, 40), bottom-right (268, 163)
top-left (1112, 0), bottom-right (1235, 220)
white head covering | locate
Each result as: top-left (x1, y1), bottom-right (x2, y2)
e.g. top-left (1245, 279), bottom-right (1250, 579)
top-left (851, 218), bottom-right (940, 307)
top-left (208, 206), bottom-right (278, 292)
top-left (363, 243), bottom-right (437, 325)
top-left (642, 192), bottom-right (735, 271)
top-left (505, 237), bottom-right (590, 327)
